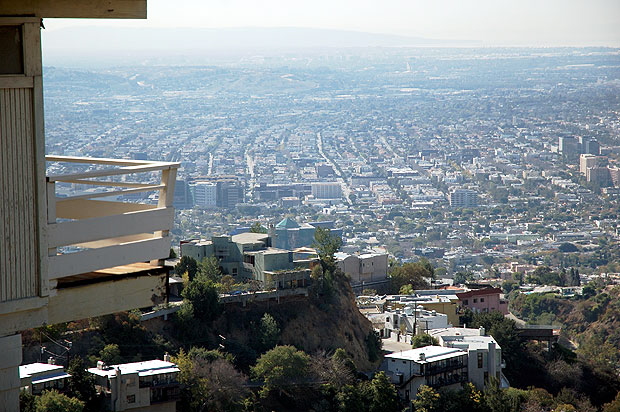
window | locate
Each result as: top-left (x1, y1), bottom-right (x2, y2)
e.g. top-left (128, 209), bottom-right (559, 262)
top-left (480, 298), bottom-right (485, 302)
top-left (0, 25), bottom-right (24, 74)
top-left (127, 395), bottom-right (136, 404)
top-left (473, 298), bottom-right (478, 303)
top-left (232, 268), bottom-right (238, 275)
top-left (464, 299), bottom-right (469, 305)
top-left (478, 352), bottom-right (483, 368)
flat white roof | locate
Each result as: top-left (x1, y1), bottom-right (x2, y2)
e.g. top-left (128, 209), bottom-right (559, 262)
top-left (19, 363), bottom-right (64, 378)
top-left (385, 346), bottom-right (466, 364)
top-left (88, 360), bottom-right (179, 378)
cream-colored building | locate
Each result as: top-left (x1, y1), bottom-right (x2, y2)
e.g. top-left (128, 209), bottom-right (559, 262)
top-left (0, 2), bottom-right (177, 410)
top-left (88, 359), bottom-right (180, 412)
top-left (335, 252), bottom-right (388, 285)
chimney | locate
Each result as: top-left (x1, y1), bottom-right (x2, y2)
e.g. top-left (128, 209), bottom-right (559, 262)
top-left (418, 352), bottom-right (426, 361)
top-left (97, 360), bottom-right (105, 370)
top-left (163, 352), bottom-right (171, 362)
top-left (479, 326), bottom-right (485, 336)
top-left (47, 357), bottom-right (55, 365)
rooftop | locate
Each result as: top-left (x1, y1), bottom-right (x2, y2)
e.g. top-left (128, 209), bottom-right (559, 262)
top-left (385, 346), bottom-right (466, 364)
top-left (88, 359), bottom-right (179, 378)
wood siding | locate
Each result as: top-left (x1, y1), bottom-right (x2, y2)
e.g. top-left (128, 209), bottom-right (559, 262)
top-left (0, 87), bottom-right (39, 302)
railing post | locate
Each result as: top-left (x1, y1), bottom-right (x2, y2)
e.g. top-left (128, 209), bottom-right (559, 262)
top-left (46, 181), bottom-right (57, 258)
top-left (151, 167), bottom-right (177, 265)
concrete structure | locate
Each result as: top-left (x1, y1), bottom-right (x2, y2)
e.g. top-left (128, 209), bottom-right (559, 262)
top-left (89, 359), bottom-right (180, 412)
top-left (181, 232), bottom-right (318, 289)
top-left (192, 181), bottom-right (217, 208)
top-left (335, 252), bottom-right (389, 285)
top-left (19, 362), bottom-right (71, 395)
top-left (559, 136), bottom-right (579, 159)
top-left (609, 167), bottom-right (620, 187)
top-left (381, 346), bottom-right (468, 401)
top-left (456, 288), bottom-right (509, 315)
top-left (273, 218), bottom-right (342, 251)
top-left (0, 3), bottom-right (178, 409)
top-left (449, 188), bottom-right (479, 208)
top-left (311, 182), bottom-right (342, 199)
top-left (579, 154), bottom-right (599, 175)
top-left (587, 167), bottom-right (612, 186)
top-left (381, 306), bottom-right (450, 341)
top-left (429, 327), bottom-right (508, 390)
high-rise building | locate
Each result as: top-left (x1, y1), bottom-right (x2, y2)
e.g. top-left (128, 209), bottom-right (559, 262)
top-left (449, 189), bottom-right (479, 208)
top-left (587, 167), bottom-right (612, 187)
top-left (579, 154), bottom-right (599, 175)
top-left (192, 181), bottom-right (217, 208)
top-left (578, 137), bottom-right (600, 155)
top-left (609, 167), bottom-right (620, 187)
top-left (311, 182), bottom-right (342, 199)
top-left (558, 136), bottom-right (579, 159)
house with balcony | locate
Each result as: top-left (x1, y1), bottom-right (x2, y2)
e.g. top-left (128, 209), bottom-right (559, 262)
top-left (88, 359), bottom-right (180, 412)
top-left (381, 346), bottom-right (468, 401)
top-left (428, 327), bottom-right (509, 390)
top-left (0, 2), bottom-right (178, 409)
top-left (19, 362), bottom-right (71, 396)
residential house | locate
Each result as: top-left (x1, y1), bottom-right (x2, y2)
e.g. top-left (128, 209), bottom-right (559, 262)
top-left (456, 288), bottom-right (509, 314)
top-left (381, 346), bottom-right (468, 401)
top-left (19, 362), bottom-right (71, 395)
top-left (88, 359), bottom-right (180, 412)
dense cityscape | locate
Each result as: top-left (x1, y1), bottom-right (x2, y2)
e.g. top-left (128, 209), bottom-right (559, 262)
top-left (45, 47), bottom-right (620, 279)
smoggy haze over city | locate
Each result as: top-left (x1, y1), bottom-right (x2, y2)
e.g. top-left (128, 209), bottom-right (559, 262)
top-left (43, 0), bottom-right (620, 51)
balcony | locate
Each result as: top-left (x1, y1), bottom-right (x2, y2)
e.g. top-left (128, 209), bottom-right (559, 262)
top-left (45, 155), bottom-right (179, 289)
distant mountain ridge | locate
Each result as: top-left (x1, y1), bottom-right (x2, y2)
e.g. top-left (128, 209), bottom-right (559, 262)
top-left (43, 26), bottom-right (468, 53)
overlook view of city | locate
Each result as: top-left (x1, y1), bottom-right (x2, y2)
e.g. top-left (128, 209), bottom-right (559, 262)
top-left (1, 1), bottom-right (620, 411)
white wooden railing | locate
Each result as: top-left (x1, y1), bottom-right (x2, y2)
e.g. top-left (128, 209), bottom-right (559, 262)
top-left (45, 156), bottom-right (179, 280)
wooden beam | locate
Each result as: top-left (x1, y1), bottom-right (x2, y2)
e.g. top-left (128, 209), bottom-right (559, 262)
top-left (48, 236), bottom-right (170, 280)
top-left (48, 206), bottom-right (173, 248)
top-left (47, 274), bottom-right (166, 324)
top-left (0, 0), bottom-right (147, 19)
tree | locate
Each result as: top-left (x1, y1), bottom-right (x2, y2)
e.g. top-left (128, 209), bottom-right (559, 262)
top-left (66, 357), bottom-right (97, 411)
top-left (368, 371), bottom-right (400, 412)
top-left (411, 334), bottom-right (439, 349)
top-left (99, 343), bottom-right (122, 365)
top-left (250, 222), bottom-right (267, 233)
top-left (558, 243), bottom-right (578, 253)
top-left (412, 385), bottom-right (440, 412)
top-left (251, 345), bottom-right (311, 397)
top-left (197, 256), bottom-right (223, 282)
top-left (313, 226), bottom-right (343, 270)
top-left (169, 248), bottom-right (177, 258)
top-left (181, 276), bottom-right (221, 323)
top-left (35, 390), bottom-right (84, 412)
top-left (366, 331), bottom-right (382, 363)
top-left (175, 255), bottom-right (198, 280)
top-left (257, 313), bottom-right (280, 352)
top-left (389, 261), bottom-right (431, 293)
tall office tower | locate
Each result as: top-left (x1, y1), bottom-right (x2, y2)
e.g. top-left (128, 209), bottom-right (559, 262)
top-left (174, 179), bottom-right (193, 209)
top-left (580, 154), bottom-right (599, 175)
top-left (192, 181), bottom-right (217, 208)
top-left (587, 167), bottom-right (612, 187)
top-left (449, 189), bottom-right (479, 208)
top-left (217, 180), bottom-right (244, 208)
top-left (559, 136), bottom-right (579, 159)
top-left (609, 167), bottom-right (620, 187)
top-left (311, 182), bottom-right (343, 199)
top-left (578, 137), bottom-right (601, 155)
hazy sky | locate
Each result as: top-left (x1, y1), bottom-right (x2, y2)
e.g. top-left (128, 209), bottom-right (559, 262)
top-left (44, 0), bottom-right (620, 46)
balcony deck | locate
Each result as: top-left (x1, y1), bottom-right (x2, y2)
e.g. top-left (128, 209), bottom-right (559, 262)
top-left (46, 155), bottom-right (179, 285)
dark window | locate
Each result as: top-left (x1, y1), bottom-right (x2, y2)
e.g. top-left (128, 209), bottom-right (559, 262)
top-left (463, 299), bottom-right (468, 305)
top-left (127, 395), bottom-right (135, 404)
top-left (478, 352), bottom-right (483, 368)
top-left (473, 298), bottom-right (478, 303)
top-left (480, 297), bottom-right (485, 302)
top-left (0, 25), bottom-right (24, 74)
